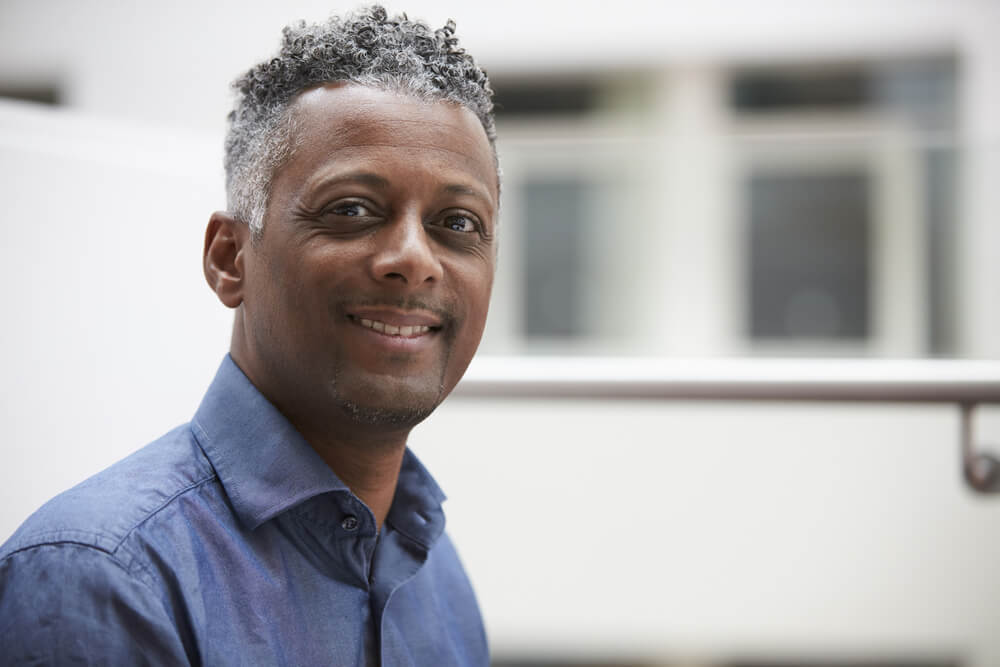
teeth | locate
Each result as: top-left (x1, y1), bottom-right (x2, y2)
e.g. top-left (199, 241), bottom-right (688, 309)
top-left (356, 318), bottom-right (431, 337)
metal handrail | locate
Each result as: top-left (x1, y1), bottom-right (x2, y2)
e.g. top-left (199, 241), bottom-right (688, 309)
top-left (456, 357), bottom-right (1000, 493)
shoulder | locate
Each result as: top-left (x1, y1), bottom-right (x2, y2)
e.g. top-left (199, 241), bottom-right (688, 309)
top-left (0, 426), bottom-right (211, 662)
top-left (0, 530), bottom-right (191, 662)
top-left (0, 423), bottom-right (216, 563)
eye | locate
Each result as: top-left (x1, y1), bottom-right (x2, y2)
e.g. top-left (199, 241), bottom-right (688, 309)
top-left (441, 212), bottom-right (479, 233)
top-left (329, 201), bottom-right (373, 217)
top-left (308, 198), bottom-right (382, 236)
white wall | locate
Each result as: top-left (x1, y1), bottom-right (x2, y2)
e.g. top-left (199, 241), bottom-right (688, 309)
top-left (415, 398), bottom-right (1000, 665)
top-left (0, 101), bottom-right (231, 534)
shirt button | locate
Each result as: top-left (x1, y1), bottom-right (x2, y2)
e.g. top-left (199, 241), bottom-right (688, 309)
top-left (341, 515), bottom-right (359, 531)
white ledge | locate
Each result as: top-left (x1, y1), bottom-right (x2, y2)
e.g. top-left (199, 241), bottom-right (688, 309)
top-left (455, 357), bottom-right (1000, 403)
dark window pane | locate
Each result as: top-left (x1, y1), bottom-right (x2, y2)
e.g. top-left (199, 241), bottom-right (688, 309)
top-left (522, 179), bottom-right (586, 338)
top-left (748, 170), bottom-right (871, 340)
top-left (0, 84), bottom-right (61, 106)
top-left (493, 81), bottom-right (597, 117)
top-left (730, 67), bottom-right (870, 111)
top-left (925, 147), bottom-right (958, 355)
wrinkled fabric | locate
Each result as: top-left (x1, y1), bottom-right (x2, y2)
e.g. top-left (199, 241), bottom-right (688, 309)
top-left (0, 356), bottom-right (488, 666)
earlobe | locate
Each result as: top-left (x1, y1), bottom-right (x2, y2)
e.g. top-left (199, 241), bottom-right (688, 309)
top-left (203, 211), bottom-right (249, 309)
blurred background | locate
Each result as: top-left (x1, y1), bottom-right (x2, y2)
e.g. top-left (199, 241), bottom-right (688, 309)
top-left (2, 1), bottom-right (999, 665)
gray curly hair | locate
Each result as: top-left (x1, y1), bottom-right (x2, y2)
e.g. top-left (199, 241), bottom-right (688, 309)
top-left (224, 5), bottom-right (497, 237)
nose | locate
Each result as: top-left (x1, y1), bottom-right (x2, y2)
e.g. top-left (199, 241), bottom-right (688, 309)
top-left (369, 210), bottom-right (444, 288)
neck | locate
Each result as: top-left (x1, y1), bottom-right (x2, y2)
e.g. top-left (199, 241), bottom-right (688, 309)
top-left (229, 320), bottom-right (413, 531)
top-left (309, 434), bottom-right (408, 531)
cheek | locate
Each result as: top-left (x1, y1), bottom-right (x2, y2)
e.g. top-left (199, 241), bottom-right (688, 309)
top-left (243, 270), bottom-right (286, 349)
top-left (245, 247), bottom-right (310, 339)
top-left (455, 263), bottom-right (495, 341)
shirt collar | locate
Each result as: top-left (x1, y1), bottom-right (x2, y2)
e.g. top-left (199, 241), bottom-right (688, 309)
top-left (387, 448), bottom-right (447, 548)
top-left (191, 355), bottom-right (447, 539)
top-left (192, 355), bottom-right (348, 530)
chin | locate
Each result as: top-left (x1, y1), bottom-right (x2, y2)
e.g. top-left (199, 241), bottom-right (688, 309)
top-left (336, 399), bottom-right (435, 429)
top-left (330, 373), bottom-right (445, 429)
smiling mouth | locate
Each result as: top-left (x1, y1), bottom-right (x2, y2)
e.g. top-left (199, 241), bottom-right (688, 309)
top-left (349, 316), bottom-right (440, 338)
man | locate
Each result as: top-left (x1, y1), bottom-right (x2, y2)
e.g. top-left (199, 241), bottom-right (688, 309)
top-left (0, 6), bottom-right (497, 665)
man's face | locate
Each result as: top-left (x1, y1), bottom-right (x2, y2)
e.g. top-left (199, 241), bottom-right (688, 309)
top-left (233, 84), bottom-right (497, 438)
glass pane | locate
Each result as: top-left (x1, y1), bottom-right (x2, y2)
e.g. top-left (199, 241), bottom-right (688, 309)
top-left (747, 170), bottom-right (871, 341)
top-left (521, 179), bottom-right (587, 339)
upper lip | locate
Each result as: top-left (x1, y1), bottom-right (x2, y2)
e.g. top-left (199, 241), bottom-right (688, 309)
top-left (346, 307), bottom-right (444, 329)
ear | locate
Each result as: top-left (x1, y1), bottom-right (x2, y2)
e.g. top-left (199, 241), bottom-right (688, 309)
top-left (203, 211), bottom-right (250, 309)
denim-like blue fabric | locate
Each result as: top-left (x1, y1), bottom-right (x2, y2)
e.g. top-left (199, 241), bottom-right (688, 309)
top-left (0, 356), bottom-right (487, 666)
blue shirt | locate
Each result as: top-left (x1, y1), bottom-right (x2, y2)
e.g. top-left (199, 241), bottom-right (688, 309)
top-left (0, 356), bottom-right (488, 666)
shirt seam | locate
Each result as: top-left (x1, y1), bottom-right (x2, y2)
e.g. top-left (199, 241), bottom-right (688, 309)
top-left (3, 539), bottom-right (146, 583)
top-left (1, 538), bottom-right (163, 599)
top-left (1, 535), bottom-right (118, 563)
top-left (109, 474), bottom-right (218, 586)
top-left (2, 475), bottom-right (218, 583)
top-left (0, 540), bottom-right (181, 635)
top-left (112, 474), bottom-right (217, 554)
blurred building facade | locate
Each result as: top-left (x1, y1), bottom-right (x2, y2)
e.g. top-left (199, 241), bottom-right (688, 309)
top-left (2, 0), bottom-right (999, 361)
top-left (490, 57), bottom-right (963, 360)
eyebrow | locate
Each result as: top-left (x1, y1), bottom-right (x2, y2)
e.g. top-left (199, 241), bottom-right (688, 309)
top-left (308, 171), bottom-right (495, 209)
top-left (312, 171), bottom-right (391, 190)
top-left (442, 183), bottom-right (494, 208)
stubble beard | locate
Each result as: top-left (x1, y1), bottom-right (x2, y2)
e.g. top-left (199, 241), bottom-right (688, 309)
top-left (328, 351), bottom-right (453, 430)
top-left (337, 396), bottom-right (439, 428)
top-left (324, 297), bottom-right (464, 429)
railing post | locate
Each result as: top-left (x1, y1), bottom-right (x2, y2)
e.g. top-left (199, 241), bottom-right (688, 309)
top-left (961, 403), bottom-right (1000, 493)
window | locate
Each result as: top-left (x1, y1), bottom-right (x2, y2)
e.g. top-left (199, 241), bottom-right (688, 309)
top-left (747, 169), bottom-right (871, 341)
top-left (521, 178), bottom-right (589, 338)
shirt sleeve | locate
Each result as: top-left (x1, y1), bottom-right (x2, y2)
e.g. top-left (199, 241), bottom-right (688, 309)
top-left (0, 542), bottom-right (190, 665)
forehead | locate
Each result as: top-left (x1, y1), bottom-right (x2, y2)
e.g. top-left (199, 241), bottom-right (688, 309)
top-left (279, 83), bottom-right (498, 205)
